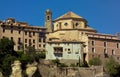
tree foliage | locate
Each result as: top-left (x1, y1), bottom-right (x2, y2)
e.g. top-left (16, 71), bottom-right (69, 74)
top-left (0, 37), bottom-right (17, 76)
top-left (26, 46), bottom-right (35, 54)
top-left (105, 57), bottom-right (120, 77)
top-left (0, 37), bottom-right (15, 55)
top-left (89, 57), bottom-right (101, 66)
top-left (1, 54), bottom-right (17, 76)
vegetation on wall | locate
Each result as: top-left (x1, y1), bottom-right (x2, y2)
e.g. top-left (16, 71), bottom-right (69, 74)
top-left (52, 58), bottom-right (68, 67)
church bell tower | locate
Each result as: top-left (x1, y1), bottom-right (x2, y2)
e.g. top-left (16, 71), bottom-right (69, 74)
top-left (45, 9), bottom-right (52, 32)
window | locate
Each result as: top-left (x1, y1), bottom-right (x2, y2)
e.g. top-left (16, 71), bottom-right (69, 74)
top-left (112, 49), bottom-right (115, 55)
top-left (18, 38), bottom-right (21, 44)
top-left (29, 39), bottom-right (31, 43)
top-left (25, 44), bottom-right (27, 48)
top-left (68, 48), bottom-right (71, 54)
top-left (33, 45), bottom-right (35, 48)
top-left (25, 39), bottom-right (27, 43)
top-left (3, 29), bottom-right (5, 33)
top-left (18, 38), bottom-right (21, 41)
top-left (11, 37), bottom-right (13, 41)
top-left (25, 31), bottom-right (27, 35)
top-left (54, 47), bottom-right (63, 57)
top-left (92, 48), bottom-right (95, 53)
top-left (68, 48), bottom-right (70, 51)
top-left (92, 41), bottom-right (94, 46)
top-left (104, 49), bottom-right (108, 58)
top-left (75, 23), bottom-right (79, 26)
top-left (11, 30), bottom-right (13, 34)
top-left (18, 46), bottom-right (21, 50)
top-left (104, 42), bottom-right (107, 47)
top-left (29, 32), bottom-right (32, 37)
top-left (64, 23), bottom-right (68, 26)
top-left (43, 44), bottom-right (45, 48)
top-left (104, 49), bottom-right (107, 54)
top-left (117, 43), bottom-right (119, 48)
top-left (39, 38), bottom-right (41, 42)
top-left (39, 44), bottom-right (41, 47)
top-left (47, 16), bottom-right (50, 20)
top-left (29, 39), bottom-right (32, 46)
top-left (18, 31), bottom-right (21, 34)
top-left (33, 32), bottom-right (35, 36)
top-left (43, 38), bottom-right (46, 42)
top-left (33, 39), bottom-right (35, 43)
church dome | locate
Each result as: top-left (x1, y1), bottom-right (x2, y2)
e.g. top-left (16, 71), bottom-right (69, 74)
top-left (54, 11), bottom-right (86, 22)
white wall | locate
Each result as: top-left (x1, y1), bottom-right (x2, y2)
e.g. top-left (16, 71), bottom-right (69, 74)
top-left (46, 42), bottom-right (82, 60)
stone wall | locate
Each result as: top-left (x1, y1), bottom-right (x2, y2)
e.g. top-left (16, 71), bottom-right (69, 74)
top-left (38, 64), bottom-right (109, 77)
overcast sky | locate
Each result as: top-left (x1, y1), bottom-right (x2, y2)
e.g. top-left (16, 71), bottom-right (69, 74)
top-left (0, 0), bottom-right (120, 34)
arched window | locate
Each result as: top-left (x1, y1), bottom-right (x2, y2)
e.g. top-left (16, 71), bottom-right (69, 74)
top-left (47, 16), bottom-right (49, 20)
top-left (75, 23), bottom-right (79, 26)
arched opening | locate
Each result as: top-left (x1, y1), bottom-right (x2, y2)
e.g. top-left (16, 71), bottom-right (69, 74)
top-left (47, 16), bottom-right (49, 20)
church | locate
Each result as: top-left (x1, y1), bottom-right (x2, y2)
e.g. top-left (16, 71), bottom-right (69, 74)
top-left (45, 9), bottom-right (120, 63)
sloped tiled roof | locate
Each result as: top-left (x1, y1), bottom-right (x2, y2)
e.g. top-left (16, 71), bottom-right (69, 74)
top-left (54, 12), bottom-right (83, 21)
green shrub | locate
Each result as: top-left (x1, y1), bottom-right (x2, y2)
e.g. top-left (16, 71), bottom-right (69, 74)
top-left (89, 57), bottom-right (101, 66)
top-left (105, 57), bottom-right (120, 76)
top-left (37, 52), bottom-right (46, 59)
top-left (70, 63), bottom-right (77, 67)
top-left (52, 58), bottom-right (60, 64)
top-left (0, 54), bottom-right (17, 76)
top-left (59, 63), bottom-right (68, 67)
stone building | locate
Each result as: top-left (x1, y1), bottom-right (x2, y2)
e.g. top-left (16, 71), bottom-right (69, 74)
top-left (0, 18), bottom-right (46, 51)
top-left (45, 10), bottom-right (120, 63)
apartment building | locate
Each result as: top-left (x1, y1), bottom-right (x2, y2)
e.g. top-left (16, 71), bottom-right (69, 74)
top-left (0, 18), bottom-right (46, 51)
